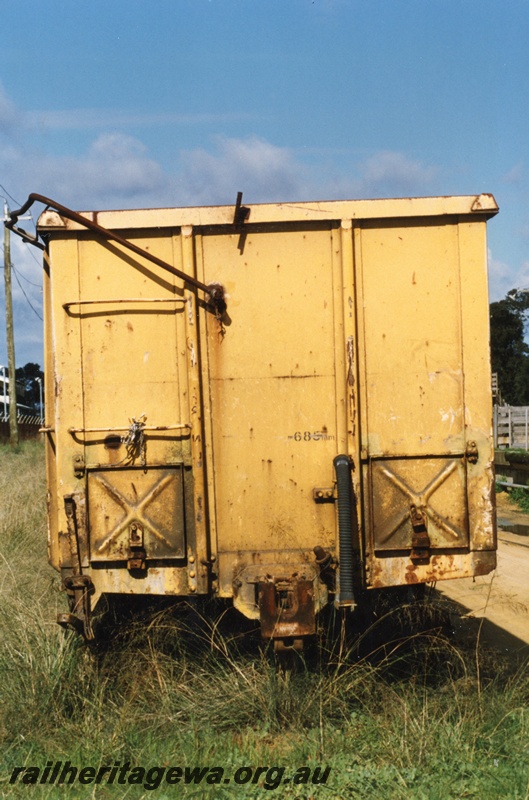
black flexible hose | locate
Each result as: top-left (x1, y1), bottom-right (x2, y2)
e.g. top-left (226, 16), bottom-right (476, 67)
top-left (334, 454), bottom-right (356, 605)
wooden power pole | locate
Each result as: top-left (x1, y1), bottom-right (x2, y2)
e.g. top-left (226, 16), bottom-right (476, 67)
top-left (3, 201), bottom-right (19, 447)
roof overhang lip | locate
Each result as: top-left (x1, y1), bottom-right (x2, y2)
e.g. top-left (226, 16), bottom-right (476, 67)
top-left (37, 193), bottom-right (499, 233)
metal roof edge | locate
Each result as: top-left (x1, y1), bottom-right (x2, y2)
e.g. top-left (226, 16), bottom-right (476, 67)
top-left (38, 193), bottom-right (499, 232)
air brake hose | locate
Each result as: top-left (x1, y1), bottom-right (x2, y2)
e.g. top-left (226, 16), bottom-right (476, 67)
top-left (333, 455), bottom-right (356, 606)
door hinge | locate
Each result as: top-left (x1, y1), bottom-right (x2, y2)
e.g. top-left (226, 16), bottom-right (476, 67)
top-left (465, 441), bottom-right (479, 464)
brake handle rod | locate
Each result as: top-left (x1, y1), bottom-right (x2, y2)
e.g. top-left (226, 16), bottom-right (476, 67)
top-left (5, 192), bottom-right (226, 314)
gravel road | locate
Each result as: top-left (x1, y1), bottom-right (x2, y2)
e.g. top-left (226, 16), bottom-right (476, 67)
top-left (437, 492), bottom-right (529, 656)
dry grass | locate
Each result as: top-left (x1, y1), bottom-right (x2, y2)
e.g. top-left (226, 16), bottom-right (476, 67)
top-left (1, 442), bottom-right (529, 798)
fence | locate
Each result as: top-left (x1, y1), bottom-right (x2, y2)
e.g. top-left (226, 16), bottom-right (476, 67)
top-left (494, 405), bottom-right (529, 449)
top-left (0, 413), bottom-right (44, 443)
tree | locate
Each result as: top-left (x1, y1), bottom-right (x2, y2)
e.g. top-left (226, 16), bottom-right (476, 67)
top-left (15, 362), bottom-right (44, 412)
top-left (490, 290), bottom-right (529, 405)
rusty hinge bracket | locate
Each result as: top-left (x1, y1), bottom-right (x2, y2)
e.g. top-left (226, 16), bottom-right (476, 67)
top-left (410, 504), bottom-right (431, 562)
top-left (127, 521), bottom-right (147, 571)
top-left (73, 453), bottom-right (85, 479)
top-left (465, 440), bottom-right (479, 464)
top-left (313, 487), bottom-right (335, 503)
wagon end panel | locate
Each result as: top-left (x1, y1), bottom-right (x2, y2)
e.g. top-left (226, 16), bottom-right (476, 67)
top-left (356, 216), bottom-right (496, 588)
top-left (46, 228), bottom-right (210, 606)
top-left (201, 224), bottom-right (348, 626)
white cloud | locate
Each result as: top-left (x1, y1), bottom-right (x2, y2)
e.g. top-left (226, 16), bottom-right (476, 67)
top-left (0, 81), bottom-right (19, 136)
top-left (9, 236), bottom-right (43, 303)
top-left (0, 233), bottom-right (44, 367)
top-left (3, 132), bottom-right (441, 213)
top-left (355, 150), bottom-right (438, 198)
top-left (175, 140), bottom-right (441, 206)
top-left (488, 248), bottom-right (529, 302)
top-left (1, 132), bottom-right (169, 209)
top-left (26, 108), bottom-right (258, 131)
top-left (0, 76), bottom-right (441, 208)
top-left (177, 135), bottom-right (310, 205)
top-left (40, 133), bottom-right (168, 204)
top-left (502, 162), bottom-right (524, 184)
top-left (268, 148), bottom-right (441, 202)
top-left (0, 77), bottom-right (508, 366)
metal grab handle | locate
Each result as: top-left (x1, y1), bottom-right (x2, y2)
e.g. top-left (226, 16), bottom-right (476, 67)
top-left (67, 423), bottom-right (191, 434)
top-left (62, 297), bottom-right (187, 310)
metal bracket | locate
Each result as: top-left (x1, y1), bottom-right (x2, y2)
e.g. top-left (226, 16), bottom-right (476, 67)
top-left (258, 577), bottom-right (316, 640)
top-left (127, 521), bottom-right (147, 571)
top-left (313, 487), bottom-right (335, 503)
top-left (234, 191), bottom-right (250, 254)
top-left (233, 191), bottom-right (250, 226)
top-left (410, 504), bottom-right (431, 561)
top-left (73, 453), bottom-right (85, 479)
top-left (465, 440), bottom-right (479, 464)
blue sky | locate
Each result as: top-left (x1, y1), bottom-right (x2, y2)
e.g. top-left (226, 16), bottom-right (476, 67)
top-left (1, 0), bottom-right (528, 366)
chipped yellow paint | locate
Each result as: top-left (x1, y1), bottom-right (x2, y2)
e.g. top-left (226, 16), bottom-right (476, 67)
top-left (41, 194), bottom-right (498, 619)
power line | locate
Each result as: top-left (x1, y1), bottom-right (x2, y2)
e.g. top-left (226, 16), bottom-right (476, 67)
top-left (0, 248), bottom-right (42, 289)
top-left (11, 263), bottom-right (41, 289)
top-left (22, 242), bottom-right (43, 269)
top-left (12, 266), bottom-right (43, 321)
top-left (1, 234), bottom-right (43, 274)
top-left (0, 184), bottom-right (22, 207)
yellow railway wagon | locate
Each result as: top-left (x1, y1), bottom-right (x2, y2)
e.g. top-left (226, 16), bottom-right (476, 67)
top-left (9, 192), bottom-right (499, 647)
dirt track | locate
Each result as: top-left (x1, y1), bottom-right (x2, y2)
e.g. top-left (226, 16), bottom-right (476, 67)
top-left (437, 492), bottom-right (529, 656)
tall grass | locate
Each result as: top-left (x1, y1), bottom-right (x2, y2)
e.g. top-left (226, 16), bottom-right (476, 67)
top-left (1, 441), bottom-right (529, 798)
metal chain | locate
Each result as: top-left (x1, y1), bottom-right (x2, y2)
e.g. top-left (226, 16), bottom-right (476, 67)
top-left (121, 414), bottom-right (147, 466)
